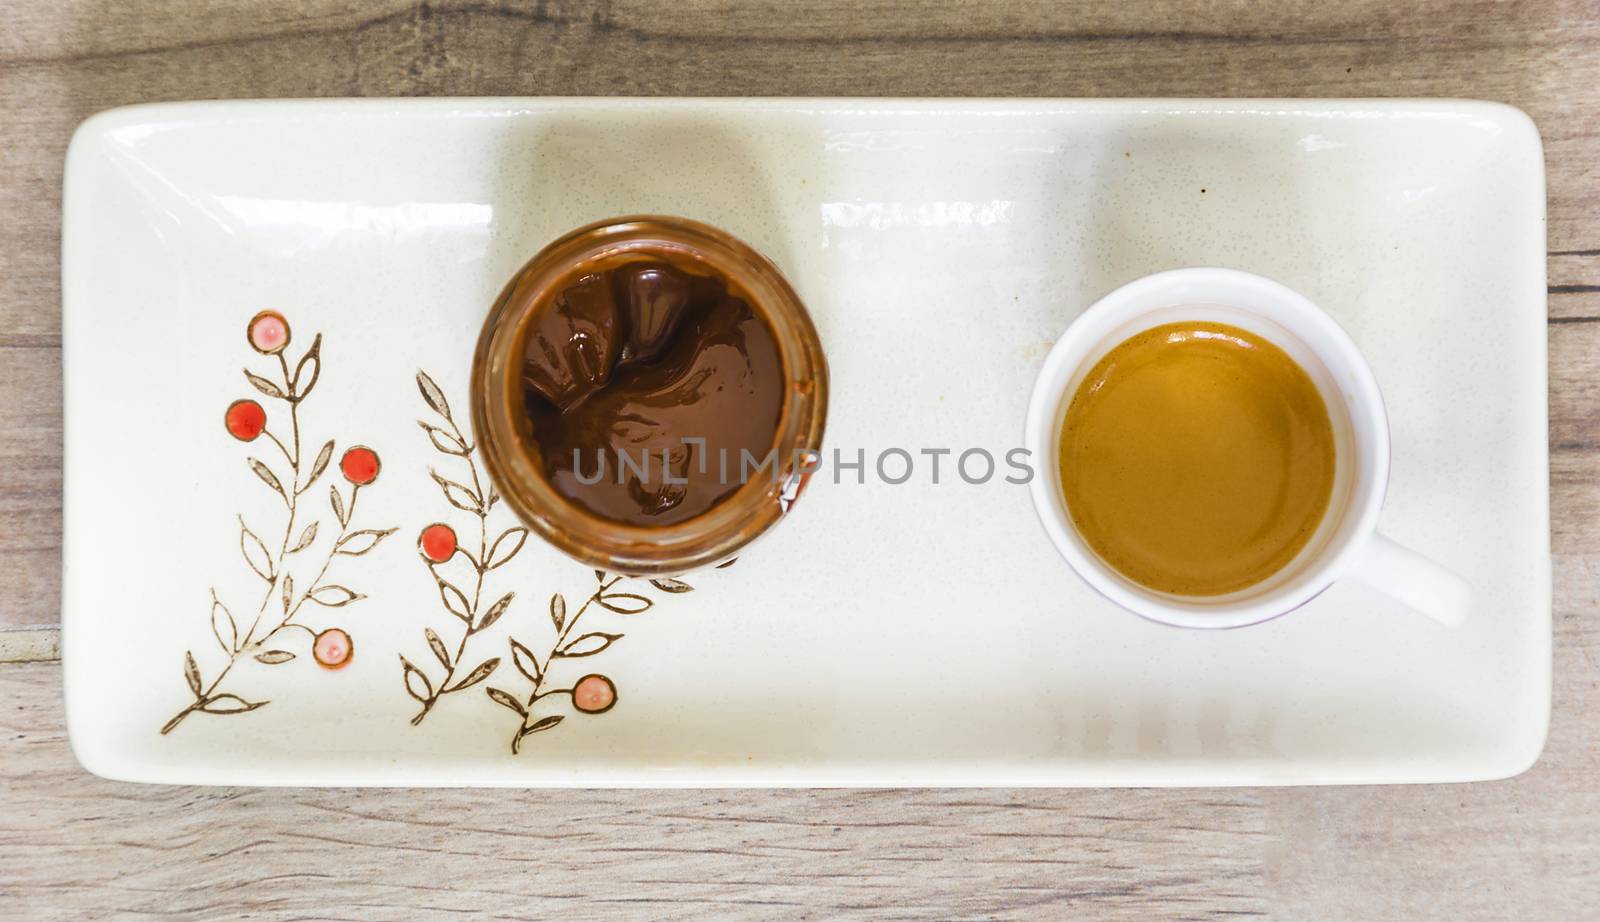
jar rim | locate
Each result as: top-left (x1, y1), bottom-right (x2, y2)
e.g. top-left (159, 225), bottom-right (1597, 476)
top-left (471, 215), bottom-right (829, 576)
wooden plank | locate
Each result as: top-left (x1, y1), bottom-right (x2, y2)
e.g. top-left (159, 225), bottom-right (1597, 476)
top-left (1552, 319), bottom-right (1600, 554)
top-left (0, 345), bottom-right (60, 631)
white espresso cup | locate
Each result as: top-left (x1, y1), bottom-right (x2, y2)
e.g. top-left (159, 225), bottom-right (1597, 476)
top-left (1024, 268), bottom-right (1471, 629)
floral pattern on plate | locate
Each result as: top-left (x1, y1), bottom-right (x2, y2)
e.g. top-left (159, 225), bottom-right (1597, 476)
top-left (402, 371), bottom-right (712, 753)
top-left (161, 313), bottom-right (396, 735)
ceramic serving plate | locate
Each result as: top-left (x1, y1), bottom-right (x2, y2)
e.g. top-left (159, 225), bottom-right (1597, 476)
top-left (62, 98), bottom-right (1549, 787)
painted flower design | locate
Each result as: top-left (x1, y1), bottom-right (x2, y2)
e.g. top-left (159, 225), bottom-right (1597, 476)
top-left (486, 570), bottom-right (685, 753)
top-left (398, 372), bottom-right (513, 726)
top-left (161, 312), bottom-right (395, 735)
top-left (404, 369), bottom-right (702, 751)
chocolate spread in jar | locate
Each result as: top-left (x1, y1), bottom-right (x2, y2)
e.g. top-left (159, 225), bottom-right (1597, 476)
top-left (517, 255), bottom-right (785, 527)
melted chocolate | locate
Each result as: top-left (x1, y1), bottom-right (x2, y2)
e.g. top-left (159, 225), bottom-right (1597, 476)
top-left (519, 259), bottom-right (784, 526)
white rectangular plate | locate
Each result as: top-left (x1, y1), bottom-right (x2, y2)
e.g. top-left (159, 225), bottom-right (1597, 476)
top-left (63, 98), bottom-right (1549, 786)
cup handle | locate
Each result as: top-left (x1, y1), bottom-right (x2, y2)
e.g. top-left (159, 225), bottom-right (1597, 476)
top-left (1347, 531), bottom-right (1472, 627)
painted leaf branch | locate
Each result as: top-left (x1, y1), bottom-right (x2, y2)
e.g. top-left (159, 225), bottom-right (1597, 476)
top-left (402, 370), bottom-right (519, 725)
top-left (161, 312), bottom-right (394, 735)
top-left (487, 569), bottom-right (695, 755)
top-left (403, 369), bottom-right (716, 749)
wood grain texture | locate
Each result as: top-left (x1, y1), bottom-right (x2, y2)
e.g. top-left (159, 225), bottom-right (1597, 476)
top-left (1, 662), bottom-right (1270, 918)
top-left (1, 0), bottom-right (1597, 917)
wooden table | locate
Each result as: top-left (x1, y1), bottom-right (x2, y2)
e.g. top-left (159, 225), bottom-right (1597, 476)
top-left (3, 1), bottom-right (1596, 916)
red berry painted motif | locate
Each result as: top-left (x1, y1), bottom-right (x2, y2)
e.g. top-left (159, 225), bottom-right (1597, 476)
top-left (247, 310), bottom-right (291, 355)
top-left (313, 628), bottom-right (353, 669)
top-left (572, 674), bottom-right (617, 714)
top-left (340, 446), bottom-right (381, 485)
top-left (419, 523), bottom-right (457, 563)
top-left (224, 399), bottom-right (266, 441)
top-left (160, 312), bottom-right (400, 737)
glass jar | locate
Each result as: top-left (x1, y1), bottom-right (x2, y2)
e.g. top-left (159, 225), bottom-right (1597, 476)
top-left (471, 216), bottom-right (828, 576)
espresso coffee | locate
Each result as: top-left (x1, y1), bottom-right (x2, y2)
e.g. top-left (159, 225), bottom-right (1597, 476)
top-left (1058, 320), bottom-right (1335, 596)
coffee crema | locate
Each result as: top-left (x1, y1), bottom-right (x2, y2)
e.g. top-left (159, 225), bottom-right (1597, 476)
top-left (1058, 320), bottom-right (1335, 596)
top-left (516, 255), bottom-right (784, 527)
